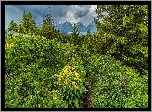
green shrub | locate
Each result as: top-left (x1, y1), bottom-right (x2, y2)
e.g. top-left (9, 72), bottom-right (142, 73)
top-left (86, 54), bottom-right (148, 108)
top-left (5, 35), bottom-right (148, 108)
top-left (5, 35), bottom-right (88, 108)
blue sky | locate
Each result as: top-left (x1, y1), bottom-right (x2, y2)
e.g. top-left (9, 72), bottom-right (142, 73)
top-left (5, 5), bottom-right (97, 30)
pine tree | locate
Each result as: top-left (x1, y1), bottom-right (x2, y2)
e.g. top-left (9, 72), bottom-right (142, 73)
top-left (86, 29), bottom-right (91, 37)
top-left (39, 7), bottom-right (55, 40)
top-left (8, 20), bottom-right (18, 32)
top-left (17, 10), bottom-right (39, 36)
top-left (70, 23), bottom-right (80, 45)
top-left (83, 29), bottom-right (91, 50)
top-left (94, 5), bottom-right (148, 75)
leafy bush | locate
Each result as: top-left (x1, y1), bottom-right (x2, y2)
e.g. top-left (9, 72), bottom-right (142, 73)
top-left (5, 34), bottom-right (148, 108)
top-left (86, 54), bottom-right (148, 108)
top-left (5, 35), bottom-right (88, 108)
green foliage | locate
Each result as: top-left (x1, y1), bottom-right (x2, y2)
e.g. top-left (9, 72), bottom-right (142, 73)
top-left (17, 10), bottom-right (39, 36)
top-left (5, 7), bottom-right (148, 108)
top-left (5, 31), bottom-right (16, 41)
top-left (86, 54), bottom-right (148, 108)
top-left (5, 35), bottom-right (88, 108)
top-left (70, 24), bottom-right (80, 45)
top-left (39, 14), bottom-right (55, 40)
top-left (94, 5), bottom-right (148, 75)
top-left (8, 20), bottom-right (18, 32)
top-left (54, 29), bottom-right (69, 43)
top-left (83, 29), bottom-right (91, 50)
top-left (83, 32), bottom-right (103, 55)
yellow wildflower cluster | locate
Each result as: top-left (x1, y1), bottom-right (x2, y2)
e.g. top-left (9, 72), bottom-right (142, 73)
top-left (64, 79), bottom-right (68, 84)
top-left (5, 43), bottom-right (14, 48)
top-left (71, 66), bottom-right (78, 70)
top-left (63, 66), bottom-right (71, 74)
top-left (72, 81), bottom-right (78, 89)
top-left (74, 71), bottom-right (80, 77)
top-left (55, 65), bottom-right (83, 89)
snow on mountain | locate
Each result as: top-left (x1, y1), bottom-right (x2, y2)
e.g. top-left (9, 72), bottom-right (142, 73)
top-left (56, 21), bottom-right (96, 35)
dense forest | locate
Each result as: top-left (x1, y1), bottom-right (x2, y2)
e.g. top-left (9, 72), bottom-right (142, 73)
top-left (5, 5), bottom-right (148, 108)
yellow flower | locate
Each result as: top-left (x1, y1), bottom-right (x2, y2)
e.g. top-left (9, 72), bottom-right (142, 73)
top-left (72, 66), bottom-right (78, 70)
top-left (64, 66), bottom-right (71, 69)
top-left (74, 84), bottom-right (78, 89)
top-left (72, 57), bottom-right (75, 61)
top-left (60, 72), bottom-right (63, 76)
top-left (66, 75), bottom-right (68, 78)
top-left (58, 75), bottom-right (63, 80)
top-left (5, 43), bottom-right (9, 48)
top-left (10, 43), bottom-right (14, 47)
top-left (64, 79), bottom-right (68, 84)
top-left (63, 66), bottom-right (71, 74)
top-left (72, 81), bottom-right (76, 85)
top-left (74, 71), bottom-right (80, 77)
top-left (63, 68), bottom-right (68, 74)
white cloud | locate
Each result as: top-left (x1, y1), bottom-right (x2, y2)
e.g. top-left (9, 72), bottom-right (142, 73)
top-left (5, 5), bottom-right (97, 29)
top-left (65, 11), bottom-right (80, 24)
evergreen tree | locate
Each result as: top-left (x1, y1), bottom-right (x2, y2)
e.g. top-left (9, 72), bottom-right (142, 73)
top-left (94, 5), bottom-right (148, 75)
top-left (40, 16), bottom-right (54, 39)
top-left (17, 10), bottom-right (39, 36)
top-left (39, 7), bottom-right (55, 40)
top-left (54, 29), bottom-right (66, 43)
top-left (8, 20), bottom-right (18, 32)
top-left (86, 29), bottom-right (91, 37)
top-left (83, 29), bottom-right (92, 50)
top-left (70, 24), bottom-right (80, 45)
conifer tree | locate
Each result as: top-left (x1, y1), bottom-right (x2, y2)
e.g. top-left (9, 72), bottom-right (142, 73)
top-left (54, 29), bottom-right (65, 42)
top-left (40, 16), bottom-right (54, 39)
top-left (39, 7), bottom-right (56, 40)
top-left (86, 29), bottom-right (91, 37)
top-left (94, 5), bottom-right (148, 75)
top-left (70, 23), bottom-right (80, 45)
top-left (8, 20), bottom-right (18, 32)
top-left (17, 10), bottom-right (39, 36)
top-left (83, 29), bottom-right (91, 50)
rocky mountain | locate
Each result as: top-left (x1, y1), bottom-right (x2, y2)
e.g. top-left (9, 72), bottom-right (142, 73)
top-left (6, 21), bottom-right (97, 36)
top-left (53, 21), bottom-right (97, 36)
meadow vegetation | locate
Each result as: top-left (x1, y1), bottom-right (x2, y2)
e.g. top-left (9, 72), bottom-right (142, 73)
top-left (5, 5), bottom-right (148, 108)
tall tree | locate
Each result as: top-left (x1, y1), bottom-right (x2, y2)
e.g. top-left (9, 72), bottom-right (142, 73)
top-left (94, 5), bottom-right (148, 75)
top-left (39, 7), bottom-right (56, 40)
top-left (39, 15), bottom-right (54, 39)
top-left (54, 29), bottom-right (66, 43)
top-left (70, 24), bottom-right (80, 45)
top-left (83, 29), bottom-right (91, 50)
top-left (8, 20), bottom-right (18, 32)
top-left (17, 10), bottom-right (39, 36)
